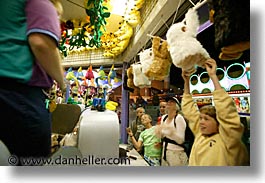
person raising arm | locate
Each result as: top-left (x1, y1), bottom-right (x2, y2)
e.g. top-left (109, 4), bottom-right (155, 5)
top-left (181, 58), bottom-right (249, 166)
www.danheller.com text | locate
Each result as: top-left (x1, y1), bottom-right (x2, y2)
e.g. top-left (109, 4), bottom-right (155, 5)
top-left (7, 154), bottom-right (131, 166)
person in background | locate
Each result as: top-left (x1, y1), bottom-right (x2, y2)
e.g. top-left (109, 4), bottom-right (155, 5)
top-left (0, 0), bottom-right (65, 165)
top-left (181, 58), bottom-right (250, 166)
top-left (127, 114), bottom-right (162, 166)
top-left (136, 95), bottom-right (147, 108)
top-left (152, 93), bottom-right (160, 106)
top-left (155, 97), bottom-right (188, 166)
top-left (157, 100), bottom-right (167, 125)
top-left (126, 107), bottom-right (145, 154)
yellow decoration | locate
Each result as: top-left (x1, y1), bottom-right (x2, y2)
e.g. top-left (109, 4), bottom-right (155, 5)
top-left (49, 100), bottom-right (57, 113)
top-left (106, 101), bottom-right (118, 111)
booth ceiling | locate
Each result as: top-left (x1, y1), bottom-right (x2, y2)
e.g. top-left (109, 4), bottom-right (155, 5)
top-left (60, 0), bottom-right (187, 67)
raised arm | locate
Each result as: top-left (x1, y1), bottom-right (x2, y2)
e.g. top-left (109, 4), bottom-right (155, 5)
top-left (182, 70), bottom-right (191, 94)
top-left (181, 69), bottom-right (200, 136)
top-left (204, 58), bottom-right (222, 90)
top-left (126, 127), bottom-right (143, 152)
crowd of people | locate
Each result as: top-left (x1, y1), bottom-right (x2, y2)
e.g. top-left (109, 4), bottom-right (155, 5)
top-left (126, 58), bottom-right (250, 166)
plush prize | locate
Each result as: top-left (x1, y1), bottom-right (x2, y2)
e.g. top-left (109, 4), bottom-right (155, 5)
top-left (106, 101), bottom-right (119, 111)
top-left (139, 48), bottom-right (153, 75)
top-left (127, 65), bottom-right (135, 89)
top-left (65, 67), bottom-right (79, 87)
top-left (77, 67), bottom-right (85, 81)
top-left (123, 0), bottom-right (144, 27)
top-left (166, 8), bottom-right (210, 75)
top-left (95, 65), bottom-right (107, 87)
top-left (103, 21), bottom-right (133, 58)
top-left (145, 36), bottom-right (172, 80)
top-left (132, 63), bottom-right (151, 88)
top-left (85, 65), bottom-right (95, 87)
top-left (108, 64), bottom-right (119, 87)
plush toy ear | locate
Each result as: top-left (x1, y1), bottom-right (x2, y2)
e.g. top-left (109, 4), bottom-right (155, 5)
top-left (181, 26), bottom-right (186, 32)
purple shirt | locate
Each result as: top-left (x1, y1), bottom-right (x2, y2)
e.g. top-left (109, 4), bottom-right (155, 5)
top-left (26, 0), bottom-right (61, 88)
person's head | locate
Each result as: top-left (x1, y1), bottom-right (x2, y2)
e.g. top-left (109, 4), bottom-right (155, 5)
top-left (165, 96), bottom-right (180, 113)
top-left (140, 114), bottom-right (152, 126)
top-left (199, 105), bottom-right (219, 136)
top-left (159, 101), bottom-right (167, 115)
top-left (136, 107), bottom-right (145, 118)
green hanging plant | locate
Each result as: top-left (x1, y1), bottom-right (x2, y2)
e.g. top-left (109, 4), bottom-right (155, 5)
top-left (68, 27), bottom-right (88, 50)
top-left (85, 0), bottom-right (111, 48)
top-left (59, 0), bottom-right (111, 57)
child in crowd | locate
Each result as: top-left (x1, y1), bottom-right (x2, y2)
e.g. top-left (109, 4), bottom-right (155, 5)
top-left (126, 107), bottom-right (146, 153)
top-left (181, 58), bottom-right (250, 166)
top-left (127, 114), bottom-right (162, 166)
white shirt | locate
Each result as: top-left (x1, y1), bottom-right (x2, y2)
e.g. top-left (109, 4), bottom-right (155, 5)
top-left (161, 114), bottom-right (186, 151)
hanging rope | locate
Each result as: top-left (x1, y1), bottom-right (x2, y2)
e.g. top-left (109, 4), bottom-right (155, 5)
top-left (171, 0), bottom-right (183, 26)
top-left (146, 19), bottom-right (167, 42)
top-left (188, 0), bottom-right (196, 7)
top-left (182, 0), bottom-right (208, 23)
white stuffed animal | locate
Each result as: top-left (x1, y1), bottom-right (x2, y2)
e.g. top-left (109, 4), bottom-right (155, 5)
top-left (139, 48), bottom-right (153, 76)
top-left (132, 63), bottom-right (151, 88)
top-left (166, 8), bottom-right (210, 75)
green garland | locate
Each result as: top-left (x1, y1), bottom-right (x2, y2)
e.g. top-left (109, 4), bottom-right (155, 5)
top-left (59, 0), bottom-right (110, 57)
top-left (86, 0), bottom-right (111, 48)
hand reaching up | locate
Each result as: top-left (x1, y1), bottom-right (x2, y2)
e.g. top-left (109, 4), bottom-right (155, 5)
top-left (204, 58), bottom-right (217, 78)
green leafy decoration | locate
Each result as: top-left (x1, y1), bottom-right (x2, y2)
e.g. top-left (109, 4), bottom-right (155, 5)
top-left (85, 0), bottom-right (111, 48)
top-left (59, 0), bottom-right (111, 57)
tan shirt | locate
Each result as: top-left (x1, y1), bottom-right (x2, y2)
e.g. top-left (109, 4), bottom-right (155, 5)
top-left (181, 89), bottom-right (249, 166)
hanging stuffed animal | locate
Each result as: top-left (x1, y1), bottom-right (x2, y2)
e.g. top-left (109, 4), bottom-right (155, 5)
top-left (95, 65), bottom-right (107, 87)
top-left (145, 36), bottom-right (172, 80)
top-left (124, 8), bottom-right (141, 28)
top-left (132, 63), bottom-right (151, 88)
top-left (108, 64), bottom-right (118, 87)
top-left (85, 65), bottom-right (95, 87)
top-left (77, 67), bottom-right (85, 81)
top-left (126, 65), bottom-right (135, 89)
top-left (122, 0), bottom-right (144, 28)
top-left (103, 22), bottom-right (133, 58)
top-left (123, 64), bottom-right (135, 93)
top-left (166, 8), bottom-right (210, 75)
top-left (65, 67), bottom-right (79, 87)
top-left (139, 48), bottom-right (153, 76)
